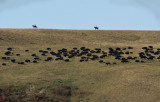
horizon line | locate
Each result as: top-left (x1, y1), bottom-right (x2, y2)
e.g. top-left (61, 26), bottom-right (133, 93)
top-left (0, 28), bottom-right (160, 31)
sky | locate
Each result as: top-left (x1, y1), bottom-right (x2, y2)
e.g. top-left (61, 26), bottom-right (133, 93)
top-left (0, 0), bottom-right (160, 30)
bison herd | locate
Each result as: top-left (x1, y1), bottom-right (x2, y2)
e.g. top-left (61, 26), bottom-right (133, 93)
top-left (1, 46), bottom-right (160, 66)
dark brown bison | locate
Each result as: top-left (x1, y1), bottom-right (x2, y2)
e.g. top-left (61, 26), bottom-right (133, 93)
top-left (94, 26), bottom-right (99, 30)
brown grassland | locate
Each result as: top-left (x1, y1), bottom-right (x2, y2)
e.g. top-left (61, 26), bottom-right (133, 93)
top-left (0, 29), bottom-right (160, 102)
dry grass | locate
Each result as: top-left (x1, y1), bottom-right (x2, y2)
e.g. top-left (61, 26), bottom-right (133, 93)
top-left (0, 29), bottom-right (160, 102)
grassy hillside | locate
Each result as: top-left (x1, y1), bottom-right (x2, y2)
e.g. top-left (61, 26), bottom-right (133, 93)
top-left (0, 29), bottom-right (160, 102)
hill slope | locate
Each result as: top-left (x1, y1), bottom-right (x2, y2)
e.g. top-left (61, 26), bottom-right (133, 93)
top-left (0, 29), bottom-right (160, 102)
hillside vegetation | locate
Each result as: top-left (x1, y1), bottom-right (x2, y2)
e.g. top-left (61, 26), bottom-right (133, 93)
top-left (0, 29), bottom-right (160, 102)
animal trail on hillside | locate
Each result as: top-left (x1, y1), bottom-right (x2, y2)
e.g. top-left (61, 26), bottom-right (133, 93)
top-left (1, 46), bottom-right (160, 66)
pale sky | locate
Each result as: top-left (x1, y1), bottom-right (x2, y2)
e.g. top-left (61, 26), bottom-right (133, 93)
top-left (0, 0), bottom-right (160, 30)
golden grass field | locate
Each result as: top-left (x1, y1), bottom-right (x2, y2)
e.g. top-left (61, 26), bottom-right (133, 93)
top-left (0, 29), bottom-right (160, 102)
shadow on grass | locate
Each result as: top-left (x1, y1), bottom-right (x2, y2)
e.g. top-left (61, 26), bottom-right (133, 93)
top-left (0, 85), bottom-right (92, 102)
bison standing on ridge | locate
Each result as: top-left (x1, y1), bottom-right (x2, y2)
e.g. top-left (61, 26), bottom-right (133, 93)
top-left (94, 26), bottom-right (99, 30)
top-left (32, 25), bottom-right (38, 28)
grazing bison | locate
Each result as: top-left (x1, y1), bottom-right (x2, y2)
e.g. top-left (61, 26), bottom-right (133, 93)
top-left (2, 63), bottom-right (6, 66)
